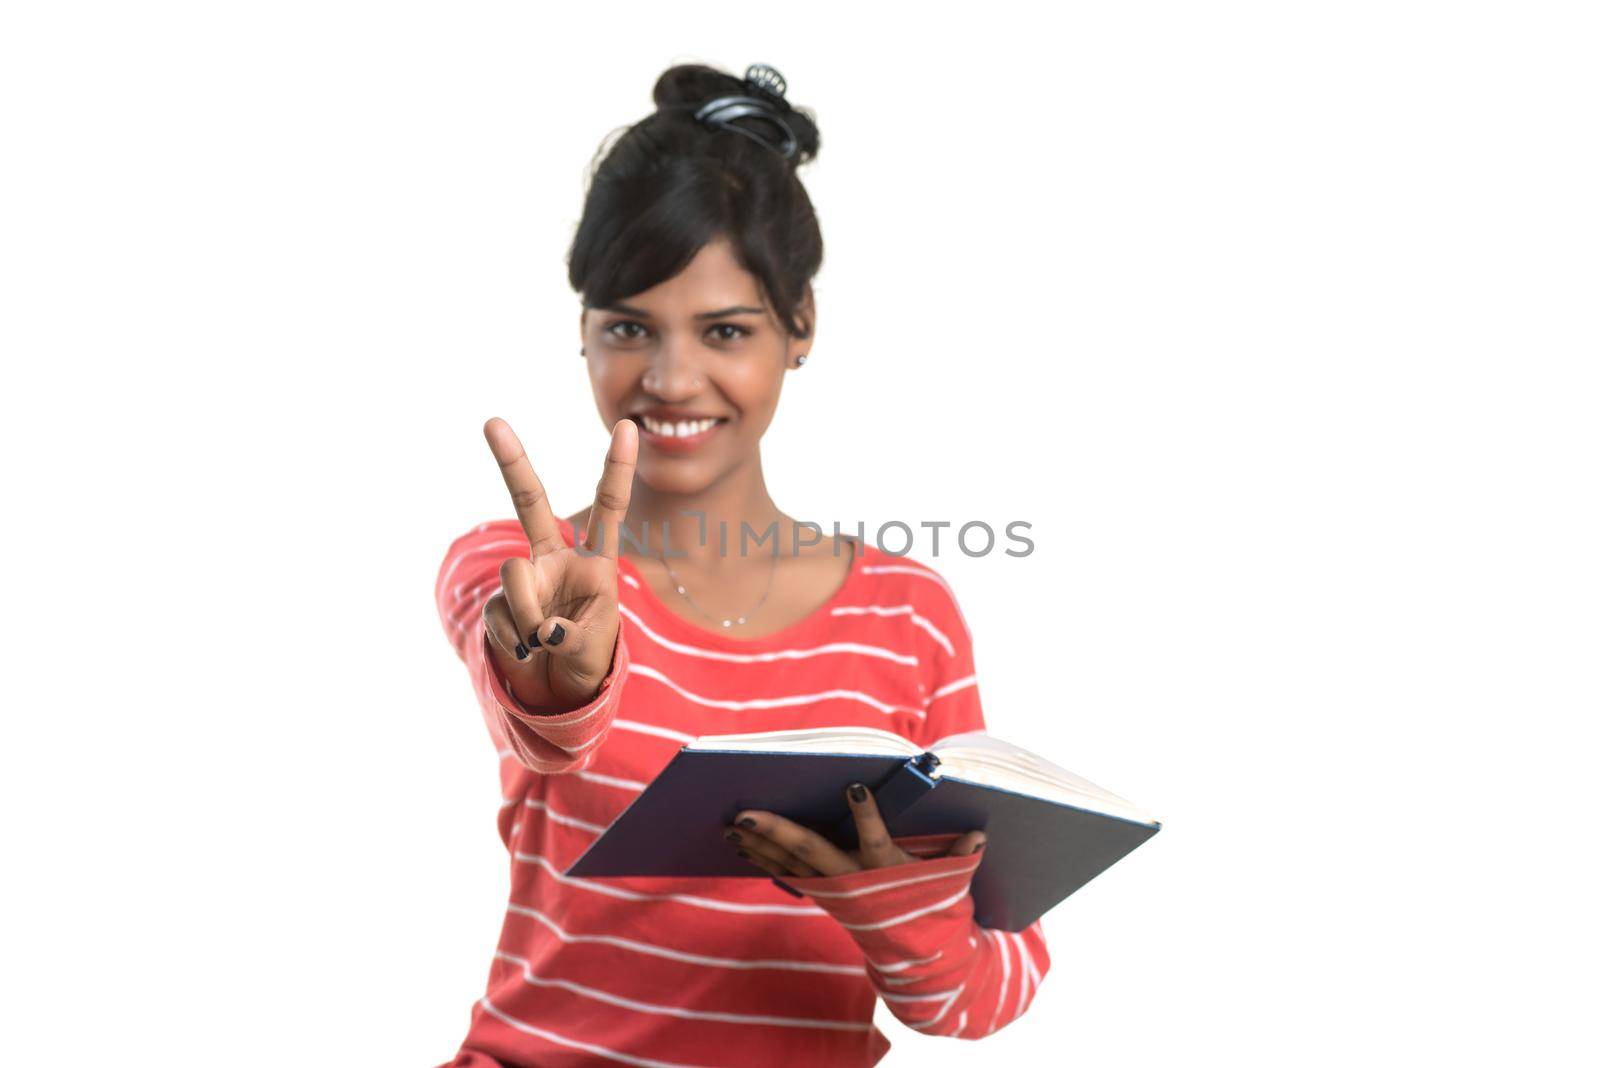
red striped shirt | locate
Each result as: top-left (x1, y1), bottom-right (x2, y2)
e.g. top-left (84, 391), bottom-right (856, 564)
top-left (434, 517), bottom-right (1051, 1067)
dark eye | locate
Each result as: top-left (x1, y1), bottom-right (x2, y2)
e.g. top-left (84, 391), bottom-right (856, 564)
top-left (710, 323), bottom-right (751, 342)
top-left (605, 320), bottom-right (647, 341)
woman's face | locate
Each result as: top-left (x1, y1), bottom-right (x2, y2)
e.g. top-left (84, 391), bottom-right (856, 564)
top-left (579, 236), bottom-right (813, 496)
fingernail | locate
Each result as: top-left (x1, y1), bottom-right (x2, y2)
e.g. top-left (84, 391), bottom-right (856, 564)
top-left (737, 817), bottom-right (756, 829)
top-left (848, 783), bottom-right (867, 803)
top-left (736, 849), bottom-right (750, 859)
top-left (546, 623), bottom-right (566, 646)
top-left (724, 830), bottom-right (741, 843)
top-left (526, 631), bottom-right (542, 649)
top-left (975, 840), bottom-right (986, 851)
top-left (515, 642), bottom-right (529, 660)
top-left (771, 878), bottom-right (804, 898)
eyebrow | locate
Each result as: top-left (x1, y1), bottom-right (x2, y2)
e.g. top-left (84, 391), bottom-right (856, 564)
top-left (599, 302), bottom-right (766, 320)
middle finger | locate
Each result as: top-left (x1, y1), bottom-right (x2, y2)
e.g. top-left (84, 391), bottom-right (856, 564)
top-left (731, 811), bottom-right (857, 877)
top-left (726, 827), bottom-right (823, 878)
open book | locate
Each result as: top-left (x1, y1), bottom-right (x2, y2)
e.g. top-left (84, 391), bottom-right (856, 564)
top-left (565, 725), bottom-right (1161, 931)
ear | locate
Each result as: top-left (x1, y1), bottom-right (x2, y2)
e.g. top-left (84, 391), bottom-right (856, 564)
top-left (793, 284), bottom-right (817, 357)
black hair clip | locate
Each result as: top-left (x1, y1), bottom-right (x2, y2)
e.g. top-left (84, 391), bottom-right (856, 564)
top-left (693, 62), bottom-right (798, 160)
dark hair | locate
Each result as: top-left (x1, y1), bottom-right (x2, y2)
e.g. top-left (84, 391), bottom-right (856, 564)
top-left (566, 63), bottom-right (824, 340)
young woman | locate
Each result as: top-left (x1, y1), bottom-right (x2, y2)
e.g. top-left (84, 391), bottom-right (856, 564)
top-left (434, 62), bottom-right (1050, 1067)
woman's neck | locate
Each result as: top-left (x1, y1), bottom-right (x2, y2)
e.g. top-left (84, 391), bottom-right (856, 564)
top-left (617, 454), bottom-right (787, 572)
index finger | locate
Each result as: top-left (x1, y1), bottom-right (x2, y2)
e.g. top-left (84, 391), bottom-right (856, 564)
top-left (483, 417), bottom-right (564, 557)
top-left (581, 418), bottom-right (639, 560)
top-left (844, 783), bottom-right (899, 868)
top-left (732, 809), bottom-right (857, 877)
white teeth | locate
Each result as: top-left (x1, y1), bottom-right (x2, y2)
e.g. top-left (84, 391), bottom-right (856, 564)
top-left (640, 416), bottom-right (720, 438)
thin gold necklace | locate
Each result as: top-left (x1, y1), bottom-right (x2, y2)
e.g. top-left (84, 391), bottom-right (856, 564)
top-left (659, 548), bottom-right (778, 629)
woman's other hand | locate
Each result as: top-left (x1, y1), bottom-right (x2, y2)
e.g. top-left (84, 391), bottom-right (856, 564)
top-left (724, 782), bottom-right (987, 877)
top-left (480, 415), bottom-right (638, 713)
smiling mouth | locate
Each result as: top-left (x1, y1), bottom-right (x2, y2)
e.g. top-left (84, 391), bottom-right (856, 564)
top-left (635, 414), bottom-right (729, 438)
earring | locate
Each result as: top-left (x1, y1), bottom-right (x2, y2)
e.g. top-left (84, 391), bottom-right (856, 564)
top-left (795, 353), bottom-right (808, 367)
top-left (580, 346), bottom-right (587, 357)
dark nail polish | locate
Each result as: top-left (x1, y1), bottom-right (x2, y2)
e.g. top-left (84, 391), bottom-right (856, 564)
top-left (527, 631), bottom-right (542, 649)
top-left (724, 830), bottom-right (741, 843)
top-left (975, 841), bottom-right (986, 851)
top-left (546, 623), bottom-right (566, 646)
top-left (514, 642), bottom-right (529, 660)
top-left (770, 878), bottom-right (804, 898)
top-left (737, 817), bottom-right (756, 829)
top-left (848, 783), bottom-right (867, 803)
top-left (736, 849), bottom-right (750, 859)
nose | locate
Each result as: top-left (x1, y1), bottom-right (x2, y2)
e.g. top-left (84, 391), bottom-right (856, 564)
top-left (640, 340), bottom-right (705, 400)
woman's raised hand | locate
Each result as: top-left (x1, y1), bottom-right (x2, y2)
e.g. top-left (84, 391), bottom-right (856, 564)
top-left (480, 416), bottom-right (639, 713)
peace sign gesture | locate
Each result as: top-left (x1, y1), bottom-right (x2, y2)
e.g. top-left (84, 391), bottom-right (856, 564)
top-left (480, 416), bottom-right (639, 713)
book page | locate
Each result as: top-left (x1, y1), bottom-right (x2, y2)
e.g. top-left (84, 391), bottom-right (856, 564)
top-left (683, 726), bottom-right (1157, 826)
top-left (685, 725), bottom-right (922, 757)
top-left (930, 730), bottom-right (1157, 825)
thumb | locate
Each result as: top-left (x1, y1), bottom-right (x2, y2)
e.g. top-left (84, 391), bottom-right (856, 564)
top-left (541, 615), bottom-right (617, 709)
top-left (945, 830), bottom-right (988, 857)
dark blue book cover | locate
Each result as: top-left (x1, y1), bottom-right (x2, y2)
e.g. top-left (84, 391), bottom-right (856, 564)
top-left (565, 737), bottom-right (1160, 932)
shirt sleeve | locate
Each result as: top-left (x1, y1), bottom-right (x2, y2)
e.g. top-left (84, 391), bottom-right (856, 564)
top-left (911, 567), bottom-right (983, 743)
top-left (780, 832), bottom-right (1051, 1038)
top-left (779, 564), bottom-right (1051, 1038)
top-left (434, 519), bottom-right (629, 774)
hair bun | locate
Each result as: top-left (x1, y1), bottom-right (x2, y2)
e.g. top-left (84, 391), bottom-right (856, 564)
top-left (651, 64), bottom-right (744, 112)
top-left (651, 62), bottom-right (819, 166)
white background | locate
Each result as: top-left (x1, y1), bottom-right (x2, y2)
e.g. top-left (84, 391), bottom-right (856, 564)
top-left (3, 3), bottom-right (1596, 1065)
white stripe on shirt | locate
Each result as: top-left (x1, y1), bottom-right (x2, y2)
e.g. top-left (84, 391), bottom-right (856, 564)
top-left (493, 951), bottom-right (874, 1032)
top-left (828, 604), bottom-right (955, 657)
top-left (477, 996), bottom-right (712, 1068)
top-left (574, 768), bottom-right (647, 791)
top-left (611, 718), bottom-right (698, 745)
top-left (620, 604), bottom-right (918, 667)
top-left (832, 887), bottom-right (970, 931)
top-left (442, 538), bottom-right (525, 602)
top-left (905, 983), bottom-right (965, 1030)
top-left (798, 865), bottom-right (972, 900)
top-left (514, 851), bottom-right (827, 916)
top-left (629, 663), bottom-right (925, 719)
top-left (507, 901), bottom-right (867, 976)
top-left (523, 797), bottom-right (608, 835)
top-left (927, 674), bottom-right (976, 703)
